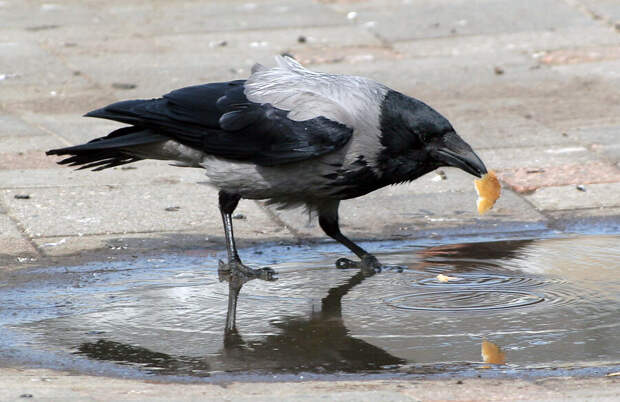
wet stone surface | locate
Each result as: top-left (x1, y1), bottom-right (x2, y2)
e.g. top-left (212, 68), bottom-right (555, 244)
top-left (0, 231), bottom-right (619, 381)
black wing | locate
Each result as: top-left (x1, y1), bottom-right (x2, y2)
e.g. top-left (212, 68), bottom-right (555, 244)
top-left (84, 80), bottom-right (353, 166)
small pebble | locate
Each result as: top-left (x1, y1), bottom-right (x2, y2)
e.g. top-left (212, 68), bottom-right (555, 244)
top-left (494, 66), bottom-right (504, 75)
top-left (14, 194), bottom-right (31, 199)
top-left (297, 35), bottom-right (306, 44)
top-left (165, 206), bottom-right (180, 212)
top-left (19, 395), bottom-right (33, 399)
top-left (576, 184), bottom-right (586, 192)
top-left (233, 213), bottom-right (246, 220)
top-left (456, 380), bottom-right (463, 385)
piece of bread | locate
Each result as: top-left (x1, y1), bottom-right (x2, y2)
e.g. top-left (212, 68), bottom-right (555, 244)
top-left (474, 171), bottom-right (501, 215)
top-left (481, 339), bottom-right (506, 364)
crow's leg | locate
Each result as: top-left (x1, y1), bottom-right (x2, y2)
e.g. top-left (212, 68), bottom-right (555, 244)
top-left (318, 201), bottom-right (382, 274)
top-left (217, 191), bottom-right (276, 331)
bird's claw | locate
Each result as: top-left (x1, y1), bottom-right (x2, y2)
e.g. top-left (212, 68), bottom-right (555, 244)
top-left (335, 257), bottom-right (360, 269)
top-left (335, 255), bottom-right (382, 274)
top-left (218, 259), bottom-right (278, 284)
top-left (255, 267), bottom-right (278, 281)
top-left (335, 255), bottom-right (404, 274)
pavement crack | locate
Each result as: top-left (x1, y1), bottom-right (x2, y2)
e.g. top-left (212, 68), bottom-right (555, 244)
top-left (563, 0), bottom-right (619, 30)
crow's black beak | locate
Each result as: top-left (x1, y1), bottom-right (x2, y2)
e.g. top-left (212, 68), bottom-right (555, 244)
top-left (430, 131), bottom-right (487, 178)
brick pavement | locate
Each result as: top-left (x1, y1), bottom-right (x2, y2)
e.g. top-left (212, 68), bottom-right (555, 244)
top-left (1, 0), bottom-right (619, 267)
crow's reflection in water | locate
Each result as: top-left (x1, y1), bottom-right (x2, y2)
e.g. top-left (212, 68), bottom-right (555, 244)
top-left (76, 269), bottom-right (404, 376)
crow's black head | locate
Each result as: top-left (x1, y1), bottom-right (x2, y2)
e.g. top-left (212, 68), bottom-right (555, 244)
top-left (378, 90), bottom-right (487, 182)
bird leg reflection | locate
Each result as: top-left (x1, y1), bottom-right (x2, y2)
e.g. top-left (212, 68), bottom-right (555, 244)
top-left (217, 191), bottom-right (277, 332)
top-left (221, 266), bottom-right (405, 371)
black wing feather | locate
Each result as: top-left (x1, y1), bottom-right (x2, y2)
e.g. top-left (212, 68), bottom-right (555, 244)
top-left (84, 80), bottom-right (353, 166)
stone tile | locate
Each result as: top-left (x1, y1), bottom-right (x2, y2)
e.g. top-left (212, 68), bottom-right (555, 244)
top-left (270, 187), bottom-right (545, 240)
top-left (545, 208), bottom-right (620, 236)
top-left (327, 0), bottom-right (596, 42)
top-left (393, 27), bottom-right (620, 58)
top-left (0, 34), bottom-right (94, 113)
top-left (579, 0), bottom-right (620, 23)
top-left (0, 212), bottom-right (23, 237)
top-left (498, 162), bottom-right (620, 193)
top-left (0, 161), bottom-right (207, 189)
top-left (19, 112), bottom-right (124, 146)
top-left (0, 114), bottom-right (42, 138)
top-left (3, 86), bottom-right (117, 115)
top-left (0, 135), bottom-right (64, 153)
top-left (9, 1), bottom-right (346, 41)
top-left (478, 145), bottom-right (601, 170)
top-left (551, 59), bottom-right (620, 87)
top-left (33, 231), bottom-right (224, 258)
top-left (310, 50), bottom-right (559, 103)
top-left (524, 94), bottom-right (620, 132)
top-left (448, 112), bottom-right (566, 150)
top-left (525, 182), bottom-right (620, 211)
top-left (0, 150), bottom-right (61, 170)
top-left (0, 214), bottom-right (38, 260)
top-left (568, 125), bottom-right (620, 145)
top-left (592, 143), bottom-right (620, 164)
top-left (0, 184), bottom-right (286, 239)
top-left (540, 46), bottom-right (620, 66)
top-left (49, 24), bottom-right (377, 100)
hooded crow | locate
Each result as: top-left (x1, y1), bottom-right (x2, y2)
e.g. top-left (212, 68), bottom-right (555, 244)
top-left (47, 56), bottom-right (487, 330)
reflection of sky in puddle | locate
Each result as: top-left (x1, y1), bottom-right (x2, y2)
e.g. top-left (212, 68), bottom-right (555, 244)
top-left (1, 233), bottom-right (619, 380)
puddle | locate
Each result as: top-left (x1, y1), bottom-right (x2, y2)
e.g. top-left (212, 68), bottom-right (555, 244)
top-left (1, 231), bottom-right (619, 381)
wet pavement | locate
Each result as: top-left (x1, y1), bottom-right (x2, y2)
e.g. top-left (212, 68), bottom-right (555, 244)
top-left (2, 230), bottom-right (619, 381)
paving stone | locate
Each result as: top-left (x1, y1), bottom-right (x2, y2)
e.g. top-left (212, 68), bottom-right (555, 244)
top-left (311, 50), bottom-right (568, 104)
top-left (271, 187), bottom-right (546, 240)
top-left (0, 150), bottom-right (61, 170)
top-left (7, 0), bottom-right (346, 41)
top-left (526, 182), bottom-right (620, 211)
top-left (0, 135), bottom-right (64, 153)
top-left (478, 145), bottom-right (601, 170)
top-left (540, 45), bottom-right (620, 66)
top-left (33, 231), bottom-right (229, 258)
top-left (19, 112), bottom-right (124, 146)
top-left (568, 125), bottom-right (620, 145)
top-left (0, 35), bottom-right (95, 113)
top-left (0, 214), bottom-right (38, 261)
top-left (326, 0), bottom-right (596, 42)
top-left (0, 113), bottom-right (43, 138)
top-left (0, 161), bottom-right (207, 189)
top-left (592, 143), bottom-right (620, 164)
top-left (393, 27), bottom-right (620, 58)
top-left (0, 212), bottom-right (23, 237)
top-left (498, 162), bottom-right (620, 193)
top-left (448, 112), bottom-right (566, 150)
top-left (579, 0), bottom-right (620, 23)
top-left (0, 184), bottom-right (285, 239)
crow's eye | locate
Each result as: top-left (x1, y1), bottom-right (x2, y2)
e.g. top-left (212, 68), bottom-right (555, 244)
top-left (420, 131), bottom-right (434, 143)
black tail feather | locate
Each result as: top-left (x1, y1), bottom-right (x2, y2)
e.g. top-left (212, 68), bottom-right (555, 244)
top-left (47, 126), bottom-right (166, 171)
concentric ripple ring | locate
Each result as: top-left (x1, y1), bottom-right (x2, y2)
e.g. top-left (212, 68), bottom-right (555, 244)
top-left (385, 289), bottom-right (545, 311)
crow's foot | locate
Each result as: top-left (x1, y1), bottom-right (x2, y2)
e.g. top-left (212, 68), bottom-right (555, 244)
top-left (218, 259), bottom-right (278, 285)
top-left (335, 254), bottom-right (382, 274)
top-left (335, 255), bottom-right (404, 274)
